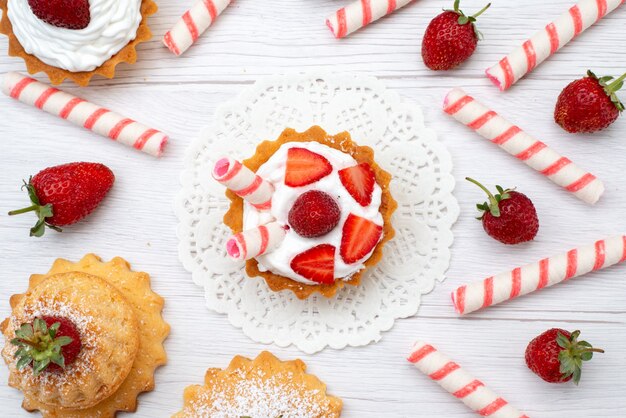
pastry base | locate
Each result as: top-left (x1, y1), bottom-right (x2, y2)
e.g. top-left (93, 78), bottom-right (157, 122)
top-left (2, 271), bottom-right (140, 410)
top-left (1, 254), bottom-right (169, 417)
top-left (173, 351), bottom-right (342, 418)
top-left (223, 125), bottom-right (398, 300)
top-left (0, 0), bottom-right (157, 86)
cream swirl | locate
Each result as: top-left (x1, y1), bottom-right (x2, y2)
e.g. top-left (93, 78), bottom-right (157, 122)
top-left (243, 142), bottom-right (384, 285)
top-left (7, 0), bottom-right (142, 72)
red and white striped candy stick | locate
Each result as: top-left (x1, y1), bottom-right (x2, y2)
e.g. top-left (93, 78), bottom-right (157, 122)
top-left (326, 0), bottom-right (415, 39)
top-left (408, 342), bottom-right (528, 418)
top-left (226, 222), bottom-right (287, 261)
top-left (212, 157), bottom-right (274, 211)
top-left (1, 72), bottom-right (168, 157)
top-left (163, 0), bottom-right (233, 56)
top-left (486, 0), bottom-right (625, 90)
top-left (452, 235), bottom-right (626, 315)
top-left (444, 88), bottom-right (604, 205)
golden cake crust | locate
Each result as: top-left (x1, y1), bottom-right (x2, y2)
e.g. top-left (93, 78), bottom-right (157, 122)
top-left (0, 0), bottom-right (157, 86)
top-left (1, 271), bottom-right (139, 410)
top-left (172, 351), bottom-right (342, 418)
top-left (223, 126), bottom-right (398, 300)
top-left (1, 254), bottom-right (170, 418)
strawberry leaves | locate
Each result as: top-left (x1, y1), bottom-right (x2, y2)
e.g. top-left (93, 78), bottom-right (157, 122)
top-left (467, 177), bottom-right (512, 218)
top-left (8, 179), bottom-right (61, 237)
top-left (11, 318), bottom-right (74, 376)
top-left (447, 0), bottom-right (491, 39)
top-left (588, 70), bottom-right (626, 112)
top-left (556, 330), bottom-right (604, 385)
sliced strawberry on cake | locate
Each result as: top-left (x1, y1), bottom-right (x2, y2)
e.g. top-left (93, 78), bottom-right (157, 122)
top-left (221, 126), bottom-right (397, 300)
top-left (284, 147), bottom-right (332, 187)
top-left (339, 163), bottom-right (376, 206)
top-left (290, 244), bottom-right (336, 284)
top-left (340, 214), bottom-right (383, 264)
top-left (28, 0), bottom-right (91, 30)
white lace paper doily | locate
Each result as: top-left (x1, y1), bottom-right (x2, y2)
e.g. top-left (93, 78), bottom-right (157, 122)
top-left (176, 73), bottom-right (459, 354)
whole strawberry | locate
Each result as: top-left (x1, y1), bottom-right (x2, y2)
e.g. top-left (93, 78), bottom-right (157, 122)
top-left (466, 177), bottom-right (538, 245)
top-left (422, 0), bottom-right (491, 71)
top-left (288, 190), bottom-right (341, 238)
top-left (9, 162), bottom-right (114, 237)
top-left (525, 329), bottom-right (604, 384)
top-left (555, 70), bottom-right (625, 133)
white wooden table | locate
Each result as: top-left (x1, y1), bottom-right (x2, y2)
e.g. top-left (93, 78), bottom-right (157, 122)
top-left (1, 1), bottom-right (625, 417)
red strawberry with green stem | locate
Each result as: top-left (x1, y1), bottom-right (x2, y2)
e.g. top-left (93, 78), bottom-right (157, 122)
top-left (525, 329), bottom-right (604, 384)
top-left (422, 0), bottom-right (491, 71)
top-left (466, 177), bottom-right (539, 245)
top-left (11, 317), bottom-right (82, 376)
top-left (555, 70), bottom-right (626, 133)
top-left (8, 162), bottom-right (115, 237)
top-left (28, 0), bottom-right (91, 30)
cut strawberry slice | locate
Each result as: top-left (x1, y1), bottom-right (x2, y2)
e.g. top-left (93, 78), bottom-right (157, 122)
top-left (28, 0), bottom-right (91, 30)
top-left (340, 214), bottom-right (383, 264)
top-left (285, 147), bottom-right (332, 187)
top-left (290, 244), bottom-right (336, 284)
top-left (339, 163), bottom-right (376, 206)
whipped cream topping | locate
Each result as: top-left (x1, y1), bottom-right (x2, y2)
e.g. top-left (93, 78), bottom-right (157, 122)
top-left (243, 141), bottom-right (383, 285)
top-left (8, 0), bottom-right (142, 72)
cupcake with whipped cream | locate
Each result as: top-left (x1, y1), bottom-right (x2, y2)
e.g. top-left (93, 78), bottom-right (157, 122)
top-left (215, 126), bottom-right (397, 299)
top-left (0, 0), bottom-right (157, 86)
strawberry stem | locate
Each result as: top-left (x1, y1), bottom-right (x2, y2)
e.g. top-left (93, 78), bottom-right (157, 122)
top-left (589, 70), bottom-right (626, 112)
top-left (471, 3), bottom-right (491, 19)
top-left (606, 72), bottom-right (626, 94)
top-left (8, 205), bottom-right (39, 216)
top-left (9, 180), bottom-right (57, 237)
top-left (579, 348), bottom-right (605, 354)
top-left (466, 177), bottom-right (501, 217)
top-left (17, 339), bottom-right (40, 349)
top-left (451, 1), bottom-right (491, 36)
top-left (47, 224), bottom-right (63, 233)
top-left (557, 330), bottom-right (603, 385)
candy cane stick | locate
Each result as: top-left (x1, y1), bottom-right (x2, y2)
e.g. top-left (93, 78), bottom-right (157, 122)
top-left (444, 88), bottom-right (604, 205)
top-left (486, 0), bottom-right (625, 90)
top-left (326, 0), bottom-right (415, 39)
top-left (226, 222), bottom-right (287, 260)
top-left (1, 72), bottom-right (168, 157)
top-left (163, 0), bottom-right (232, 56)
top-left (408, 342), bottom-right (528, 418)
top-left (452, 236), bottom-right (626, 315)
top-left (212, 157), bottom-right (274, 211)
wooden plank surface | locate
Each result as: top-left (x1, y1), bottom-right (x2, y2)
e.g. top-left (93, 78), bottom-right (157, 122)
top-left (0, 1), bottom-right (625, 417)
